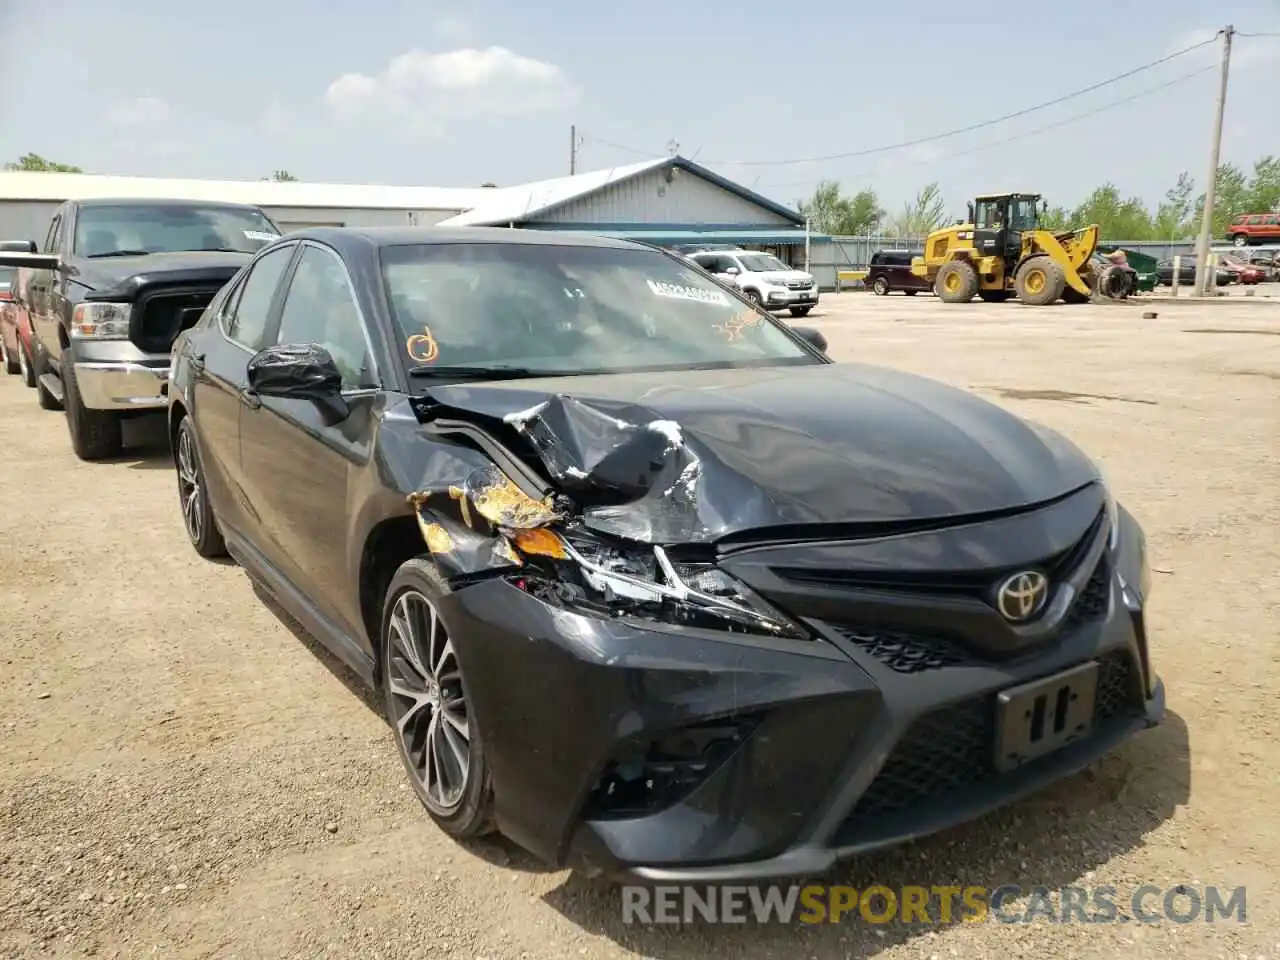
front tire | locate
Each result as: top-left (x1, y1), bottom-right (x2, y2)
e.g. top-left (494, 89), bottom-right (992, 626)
top-left (1231, 234), bottom-right (1249, 247)
top-left (872, 277), bottom-right (890, 296)
top-left (62, 356), bottom-right (122, 460)
top-left (1014, 257), bottom-right (1067, 306)
top-left (743, 289), bottom-right (764, 308)
top-left (789, 306), bottom-right (812, 317)
top-left (175, 415), bottom-right (227, 558)
top-left (934, 260), bottom-right (978, 303)
top-left (382, 558), bottom-right (494, 839)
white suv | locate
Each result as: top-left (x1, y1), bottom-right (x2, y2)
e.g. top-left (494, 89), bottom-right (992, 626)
top-left (687, 249), bottom-right (819, 317)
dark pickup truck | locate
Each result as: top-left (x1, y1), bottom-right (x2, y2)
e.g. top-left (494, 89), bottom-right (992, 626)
top-left (0, 198), bottom-right (281, 460)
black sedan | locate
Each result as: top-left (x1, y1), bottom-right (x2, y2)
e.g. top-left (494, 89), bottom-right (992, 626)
top-left (167, 227), bottom-right (1163, 881)
top-left (1155, 258), bottom-right (1231, 286)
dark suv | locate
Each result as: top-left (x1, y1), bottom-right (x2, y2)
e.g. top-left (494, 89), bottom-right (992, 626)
top-left (866, 249), bottom-right (928, 296)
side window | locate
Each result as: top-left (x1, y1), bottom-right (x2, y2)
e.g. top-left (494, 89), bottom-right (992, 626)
top-left (275, 245), bottom-right (375, 389)
top-left (1263, 215), bottom-right (1278, 226)
top-left (226, 245), bottom-right (294, 351)
top-left (43, 214), bottom-right (62, 254)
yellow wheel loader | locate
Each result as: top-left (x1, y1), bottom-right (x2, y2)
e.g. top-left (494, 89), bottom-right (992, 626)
top-left (911, 192), bottom-right (1132, 305)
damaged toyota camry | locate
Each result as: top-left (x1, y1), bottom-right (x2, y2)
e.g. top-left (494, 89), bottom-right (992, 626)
top-left (167, 226), bottom-right (1163, 881)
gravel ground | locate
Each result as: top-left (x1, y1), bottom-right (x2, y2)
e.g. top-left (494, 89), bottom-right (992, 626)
top-left (1, 293), bottom-right (1277, 960)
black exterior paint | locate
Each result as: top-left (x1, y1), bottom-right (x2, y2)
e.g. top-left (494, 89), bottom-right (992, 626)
top-left (169, 226), bottom-right (1164, 880)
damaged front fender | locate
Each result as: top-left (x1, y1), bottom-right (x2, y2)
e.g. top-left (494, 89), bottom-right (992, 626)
top-left (408, 463), bottom-right (568, 579)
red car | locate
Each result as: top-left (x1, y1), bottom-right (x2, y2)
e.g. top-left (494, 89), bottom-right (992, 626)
top-left (0, 265), bottom-right (37, 387)
top-left (1218, 255), bottom-right (1263, 285)
top-left (1226, 213), bottom-right (1280, 247)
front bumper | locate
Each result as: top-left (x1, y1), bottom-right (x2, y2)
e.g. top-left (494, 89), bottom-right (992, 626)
top-left (70, 341), bottom-right (170, 411)
top-left (764, 287), bottom-right (820, 308)
top-left (437, 505), bottom-right (1162, 881)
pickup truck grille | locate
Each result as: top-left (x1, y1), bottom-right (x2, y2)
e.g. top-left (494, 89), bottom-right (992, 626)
top-left (130, 286), bottom-right (222, 355)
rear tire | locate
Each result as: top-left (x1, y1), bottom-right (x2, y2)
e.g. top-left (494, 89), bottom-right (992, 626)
top-left (1231, 234), bottom-right (1249, 247)
top-left (1014, 257), bottom-right (1066, 306)
top-left (62, 356), bottom-right (123, 460)
top-left (18, 340), bottom-right (35, 388)
top-left (934, 260), bottom-right (978, 303)
top-left (175, 415), bottom-right (227, 558)
top-left (872, 277), bottom-right (890, 296)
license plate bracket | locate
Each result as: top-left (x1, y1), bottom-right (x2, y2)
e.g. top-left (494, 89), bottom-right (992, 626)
top-left (994, 661), bottom-right (1099, 772)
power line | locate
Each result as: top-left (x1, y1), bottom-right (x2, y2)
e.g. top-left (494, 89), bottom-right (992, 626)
top-left (756, 64), bottom-right (1217, 191)
top-left (698, 35), bottom-right (1220, 166)
top-left (1236, 30), bottom-right (1279, 37)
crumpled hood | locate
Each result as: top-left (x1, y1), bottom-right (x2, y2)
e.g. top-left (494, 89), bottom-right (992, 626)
top-left (415, 362), bottom-right (1101, 544)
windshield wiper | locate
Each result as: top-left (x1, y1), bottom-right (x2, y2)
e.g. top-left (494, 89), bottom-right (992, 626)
top-left (84, 249), bottom-right (152, 259)
top-left (406, 364), bottom-right (553, 380)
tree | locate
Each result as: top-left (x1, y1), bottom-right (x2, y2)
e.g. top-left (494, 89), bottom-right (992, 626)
top-left (1245, 156), bottom-right (1279, 214)
top-left (1069, 184), bottom-right (1154, 241)
top-left (5, 153), bottom-right (82, 173)
top-left (265, 169), bottom-right (298, 182)
top-left (1192, 163), bottom-right (1249, 238)
top-left (1153, 172), bottom-right (1195, 241)
top-left (797, 181), bottom-right (884, 235)
top-left (888, 182), bottom-right (948, 237)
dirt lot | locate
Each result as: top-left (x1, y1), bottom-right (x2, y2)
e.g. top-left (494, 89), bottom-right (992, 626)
top-left (1, 293), bottom-right (1278, 960)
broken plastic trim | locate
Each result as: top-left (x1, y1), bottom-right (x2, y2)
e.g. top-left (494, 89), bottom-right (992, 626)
top-left (556, 537), bottom-right (809, 640)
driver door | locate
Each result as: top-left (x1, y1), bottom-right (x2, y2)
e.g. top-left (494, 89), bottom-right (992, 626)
top-left (973, 199), bottom-right (1009, 264)
top-left (237, 241), bottom-right (381, 640)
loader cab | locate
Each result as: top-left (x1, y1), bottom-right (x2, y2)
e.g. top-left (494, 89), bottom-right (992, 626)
top-left (973, 193), bottom-right (1042, 266)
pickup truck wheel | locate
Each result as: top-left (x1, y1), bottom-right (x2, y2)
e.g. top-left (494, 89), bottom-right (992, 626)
top-left (62, 357), bottom-right (123, 460)
top-left (175, 415), bottom-right (227, 558)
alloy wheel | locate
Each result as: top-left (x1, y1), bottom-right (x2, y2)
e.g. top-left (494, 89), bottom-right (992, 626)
top-left (386, 590), bottom-right (471, 814)
top-left (176, 426), bottom-right (203, 544)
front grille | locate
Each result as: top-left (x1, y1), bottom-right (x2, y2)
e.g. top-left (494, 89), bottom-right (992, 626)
top-left (839, 650), bottom-right (1140, 834)
top-left (1063, 558), bottom-right (1111, 630)
top-left (130, 286), bottom-right (221, 354)
top-left (786, 280), bottom-right (811, 289)
top-left (830, 625), bottom-right (979, 673)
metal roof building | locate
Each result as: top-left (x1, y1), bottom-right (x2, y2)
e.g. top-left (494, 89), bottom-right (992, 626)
top-left (0, 155), bottom-right (832, 278)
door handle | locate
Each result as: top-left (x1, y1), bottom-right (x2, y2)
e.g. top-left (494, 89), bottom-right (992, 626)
top-left (239, 388), bottom-right (262, 410)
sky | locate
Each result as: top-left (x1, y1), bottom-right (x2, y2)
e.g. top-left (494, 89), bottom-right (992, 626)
top-left (0, 0), bottom-right (1277, 218)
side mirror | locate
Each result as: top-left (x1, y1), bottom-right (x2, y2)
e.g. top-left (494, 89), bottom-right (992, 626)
top-left (724, 266), bottom-right (740, 275)
top-left (790, 325), bottom-right (827, 353)
top-left (0, 240), bottom-right (37, 253)
top-left (966, 202), bottom-right (975, 223)
top-left (0, 239), bottom-right (56, 271)
top-left (246, 343), bottom-right (349, 423)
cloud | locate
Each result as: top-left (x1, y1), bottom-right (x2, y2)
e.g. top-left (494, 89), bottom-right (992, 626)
top-left (106, 96), bottom-right (169, 127)
top-left (325, 46), bottom-right (578, 132)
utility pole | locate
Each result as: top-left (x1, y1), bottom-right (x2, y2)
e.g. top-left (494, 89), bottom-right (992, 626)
top-left (569, 124), bottom-right (577, 175)
top-left (1194, 25), bottom-right (1234, 295)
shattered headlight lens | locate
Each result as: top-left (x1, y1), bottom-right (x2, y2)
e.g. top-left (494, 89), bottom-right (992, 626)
top-left (518, 532), bottom-right (810, 641)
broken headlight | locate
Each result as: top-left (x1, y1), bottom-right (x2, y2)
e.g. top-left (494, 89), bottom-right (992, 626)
top-left (516, 532), bottom-right (809, 640)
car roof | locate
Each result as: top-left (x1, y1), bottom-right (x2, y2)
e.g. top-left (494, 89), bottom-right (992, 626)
top-left (73, 196), bottom-right (267, 211)
top-left (284, 225), bottom-right (657, 255)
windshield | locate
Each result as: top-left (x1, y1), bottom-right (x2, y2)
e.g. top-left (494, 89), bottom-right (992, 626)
top-left (73, 204), bottom-right (280, 257)
top-left (737, 254), bottom-right (789, 273)
top-left (380, 242), bottom-right (819, 377)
